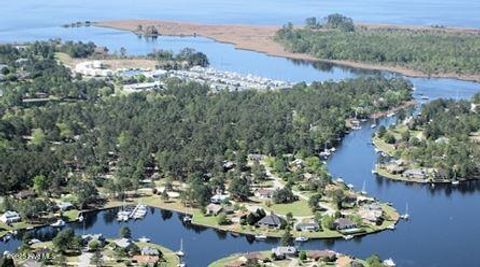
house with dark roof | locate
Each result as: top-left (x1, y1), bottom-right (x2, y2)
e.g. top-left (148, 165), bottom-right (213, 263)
top-left (333, 218), bottom-right (357, 230)
top-left (307, 250), bottom-right (337, 262)
top-left (256, 213), bottom-right (284, 229)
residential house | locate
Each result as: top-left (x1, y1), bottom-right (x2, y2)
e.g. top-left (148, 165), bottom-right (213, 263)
top-left (0, 211), bottom-right (21, 223)
top-left (257, 213), bottom-right (284, 229)
top-left (56, 202), bottom-right (74, 211)
top-left (307, 250), bottom-right (337, 262)
top-left (358, 204), bottom-right (384, 224)
top-left (113, 238), bottom-right (134, 249)
top-left (254, 189), bottom-right (274, 200)
top-left (295, 220), bottom-right (320, 232)
top-left (132, 255), bottom-right (160, 266)
top-left (403, 169), bottom-right (427, 180)
top-left (385, 164), bottom-right (406, 175)
top-left (141, 247), bottom-right (160, 256)
top-left (206, 203), bottom-right (223, 216)
top-left (271, 246), bottom-right (297, 260)
top-left (333, 218), bottom-right (357, 231)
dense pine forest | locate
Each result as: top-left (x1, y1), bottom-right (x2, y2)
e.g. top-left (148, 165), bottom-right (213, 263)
top-left (275, 14), bottom-right (480, 76)
top-left (0, 42), bottom-right (413, 199)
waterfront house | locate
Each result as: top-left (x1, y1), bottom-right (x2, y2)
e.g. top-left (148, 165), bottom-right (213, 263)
top-left (385, 164), bottom-right (406, 174)
top-left (113, 238), bottom-right (134, 249)
top-left (333, 218), bottom-right (357, 230)
top-left (358, 204), bottom-right (384, 224)
top-left (0, 211), bottom-right (21, 223)
top-left (403, 169), bottom-right (427, 180)
top-left (295, 220), bottom-right (320, 232)
top-left (307, 250), bottom-right (337, 262)
top-left (206, 203), bottom-right (223, 216)
top-left (271, 246), bottom-right (297, 260)
top-left (141, 246), bottom-right (160, 256)
top-left (257, 213), bottom-right (284, 229)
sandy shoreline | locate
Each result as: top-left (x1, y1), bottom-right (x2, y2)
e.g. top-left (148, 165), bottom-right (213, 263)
top-left (95, 20), bottom-right (480, 83)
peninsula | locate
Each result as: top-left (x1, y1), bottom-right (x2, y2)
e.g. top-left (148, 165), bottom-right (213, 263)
top-left (373, 96), bottom-right (480, 184)
top-left (96, 16), bottom-right (480, 82)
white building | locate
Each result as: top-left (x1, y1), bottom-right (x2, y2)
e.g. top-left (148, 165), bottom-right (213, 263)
top-left (0, 211), bottom-right (21, 223)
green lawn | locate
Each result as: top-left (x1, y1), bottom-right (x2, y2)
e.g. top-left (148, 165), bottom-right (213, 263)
top-left (266, 199), bottom-right (312, 217)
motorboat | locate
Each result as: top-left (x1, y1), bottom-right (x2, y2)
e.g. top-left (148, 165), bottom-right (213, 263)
top-left (138, 236), bottom-right (151, 243)
top-left (295, 236), bottom-right (309, 242)
top-left (183, 215), bottom-right (192, 223)
top-left (132, 204), bottom-right (147, 219)
top-left (176, 239), bottom-right (185, 257)
top-left (254, 234), bottom-right (267, 240)
top-left (383, 258), bottom-right (396, 267)
top-left (343, 235), bottom-right (354, 240)
top-left (50, 219), bottom-right (66, 228)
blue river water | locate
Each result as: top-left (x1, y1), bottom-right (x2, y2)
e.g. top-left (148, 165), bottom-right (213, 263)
top-left (1, 1), bottom-right (480, 266)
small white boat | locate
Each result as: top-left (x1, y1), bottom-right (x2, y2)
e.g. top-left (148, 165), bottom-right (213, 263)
top-left (371, 124), bottom-right (377, 129)
top-left (335, 178), bottom-right (344, 184)
top-left (400, 203), bottom-right (410, 220)
top-left (343, 235), bottom-right (354, 240)
top-left (387, 224), bottom-right (396, 230)
top-left (117, 210), bottom-right (130, 222)
top-left (421, 96), bottom-right (429, 100)
top-left (451, 180), bottom-right (460, 185)
top-left (28, 239), bottom-right (41, 245)
top-left (3, 234), bottom-right (12, 242)
top-left (132, 204), bottom-right (147, 219)
top-left (383, 258), bottom-right (396, 267)
top-left (371, 169), bottom-right (377, 174)
top-left (374, 148), bottom-right (380, 153)
top-left (347, 183), bottom-right (354, 189)
top-left (50, 219), bottom-right (66, 228)
top-left (138, 236), bottom-right (151, 243)
top-left (360, 180), bottom-right (367, 195)
top-left (176, 239), bottom-right (185, 257)
top-left (78, 214), bottom-right (84, 222)
top-left (183, 215), bottom-right (192, 223)
top-left (178, 262), bottom-right (186, 267)
top-left (26, 226), bottom-right (34, 230)
top-left (254, 234), bottom-right (267, 240)
top-left (295, 236), bottom-right (309, 242)
top-left (387, 112), bottom-right (395, 118)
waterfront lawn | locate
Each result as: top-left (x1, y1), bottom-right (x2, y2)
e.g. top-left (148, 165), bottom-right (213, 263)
top-left (372, 136), bottom-right (396, 156)
top-left (209, 251), bottom-right (272, 267)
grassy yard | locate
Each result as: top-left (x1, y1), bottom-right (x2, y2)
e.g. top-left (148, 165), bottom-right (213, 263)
top-left (266, 199), bottom-right (312, 217)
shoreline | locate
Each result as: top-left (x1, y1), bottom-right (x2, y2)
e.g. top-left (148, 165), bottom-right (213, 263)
top-left (0, 194), bottom-right (399, 241)
top-left (372, 137), bottom-right (478, 185)
top-left (95, 20), bottom-right (480, 83)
